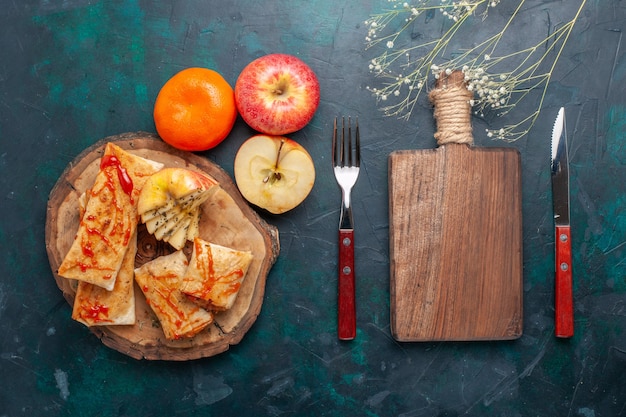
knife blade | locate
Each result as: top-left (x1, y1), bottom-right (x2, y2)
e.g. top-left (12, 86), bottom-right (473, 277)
top-left (550, 107), bottom-right (574, 338)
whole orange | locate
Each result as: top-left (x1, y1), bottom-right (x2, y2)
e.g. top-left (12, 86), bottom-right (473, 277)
top-left (153, 67), bottom-right (237, 151)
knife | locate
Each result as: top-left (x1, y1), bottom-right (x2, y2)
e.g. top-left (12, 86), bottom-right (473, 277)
top-left (551, 107), bottom-right (574, 338)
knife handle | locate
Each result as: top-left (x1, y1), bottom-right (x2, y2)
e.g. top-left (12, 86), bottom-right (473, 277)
top-left (338, 229), bottom-right (356, 340)
top-left (555, 225), bottom-right (574, 338)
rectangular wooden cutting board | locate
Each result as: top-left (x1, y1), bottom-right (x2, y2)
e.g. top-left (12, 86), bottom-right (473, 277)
top-left (389, 143), bottom-right (523, 341)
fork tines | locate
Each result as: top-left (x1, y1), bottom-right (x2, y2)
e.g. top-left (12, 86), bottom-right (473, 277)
top-left (333, 117), bottom-right (360, 168)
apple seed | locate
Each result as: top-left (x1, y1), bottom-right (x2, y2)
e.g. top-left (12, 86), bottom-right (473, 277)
top-left (262, 139), bottom-right (286, 185)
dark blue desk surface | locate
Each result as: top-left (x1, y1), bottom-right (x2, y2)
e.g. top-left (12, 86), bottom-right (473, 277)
top-left (1, 1), bottom-right (625, 416)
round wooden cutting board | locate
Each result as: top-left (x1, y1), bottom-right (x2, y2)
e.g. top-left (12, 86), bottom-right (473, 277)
top-left (45, 132), bottom-right (280, 360)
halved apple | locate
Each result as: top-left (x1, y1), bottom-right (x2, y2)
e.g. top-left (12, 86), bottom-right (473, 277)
top-left (234, 135), bottom-right (315, 214)
top-left (137, 167), bottom-right (218, 249)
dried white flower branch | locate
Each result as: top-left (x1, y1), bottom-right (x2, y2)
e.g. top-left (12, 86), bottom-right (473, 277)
top-left (365, 0), bottom-right (587, 142)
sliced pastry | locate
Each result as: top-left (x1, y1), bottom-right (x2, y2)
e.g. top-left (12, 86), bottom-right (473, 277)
top-left (72, 230), bottom-right (137, 326)
top-left (58, 142), bottom-right (163, 290)
top-left (134, 250), bottom-right (214, 340)
top-left (180, 238), bottom-right (253, 311)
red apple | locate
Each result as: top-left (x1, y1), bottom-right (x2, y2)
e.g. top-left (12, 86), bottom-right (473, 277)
top-left (234, 135), bottom-right (315, 214)
top-left (137, 168), bottom-right (219, 250)
top-left (234, 53), bottom-right (320, 135)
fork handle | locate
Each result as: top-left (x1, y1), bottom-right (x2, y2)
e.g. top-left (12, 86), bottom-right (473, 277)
top-left (338, 229), bottom-right (356, 340)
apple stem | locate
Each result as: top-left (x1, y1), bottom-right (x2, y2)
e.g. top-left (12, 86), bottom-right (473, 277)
top-left (275, 139), bottom-right (285, 167)
top-left (272, 79), bottom-right (288, 96)
top-left (262, 140), bottom-right (285, 185)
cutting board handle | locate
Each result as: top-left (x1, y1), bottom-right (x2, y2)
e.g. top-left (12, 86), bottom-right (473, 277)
top-left (429, 70), bottom-right (474, 147)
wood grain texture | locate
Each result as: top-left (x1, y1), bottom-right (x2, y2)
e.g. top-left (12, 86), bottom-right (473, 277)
top-left (389, 143), bottom-right (523, 341)
top-left (338, 229), bottom-right (356, 340)
top-left (45, 132), bottom-right (280, 360)
top-left (554, 225), bottom-right (574, 338)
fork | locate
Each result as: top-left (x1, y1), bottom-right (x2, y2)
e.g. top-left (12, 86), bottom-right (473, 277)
top-left (332, 116), bottom-right (360, 340)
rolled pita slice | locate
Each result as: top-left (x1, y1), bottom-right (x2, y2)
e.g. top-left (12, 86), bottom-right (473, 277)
top-left (58, 142), bottom-right (163, 290)
top-left (180, 238), bottom-right (253, 311)
top-left (72, 230), bottom-right (137, 326)
top-left (134, 250), bottom-right (214, 340)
